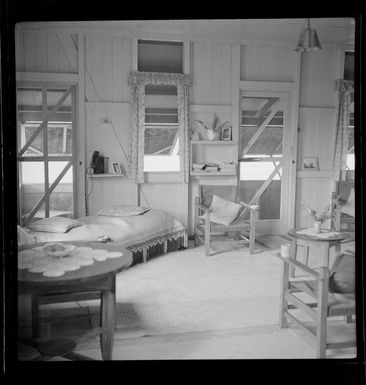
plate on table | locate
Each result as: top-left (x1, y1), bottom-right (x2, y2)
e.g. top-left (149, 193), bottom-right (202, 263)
top-left (41, 243), bottom-right (76, 257)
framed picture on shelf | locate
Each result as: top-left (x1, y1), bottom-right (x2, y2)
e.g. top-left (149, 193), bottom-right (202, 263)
top-left (301, 157), bottom-right (319, 171)
top-left (112, 162), bottom-right (121, 174)
top-left (221, 125), bottom-right (232, 141)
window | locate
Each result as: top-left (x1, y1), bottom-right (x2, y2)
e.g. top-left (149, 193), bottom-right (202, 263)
top-left (144, 84), bottom-right (180, 172)
top-left (137, 40), bottom-right (184, 173)
top-left (17, 84), bottom-right (76, 225)
top-left (344, 51), bottom-right (354, 171)
top-left (138, 40), bottom-right (183, 73)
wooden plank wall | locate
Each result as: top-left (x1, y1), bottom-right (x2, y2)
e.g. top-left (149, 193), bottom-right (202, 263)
top-left (14, 25), bottom-right (346, 234)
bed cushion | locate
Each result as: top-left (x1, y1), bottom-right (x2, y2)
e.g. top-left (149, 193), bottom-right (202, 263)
top-left (97, 205), bottom-right (150, 217)
top-left (341, 187), bottom-right (355, 217)
top-left (329, 253), bottom-right (355, 294)
top-left (27, 216), bottom-right (83, 234)
top-left (201, 194), bottom-right (242, 226)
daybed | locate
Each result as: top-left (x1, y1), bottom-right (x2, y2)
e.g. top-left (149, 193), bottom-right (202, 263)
top-left (19, 207), bottom-right (188, 265)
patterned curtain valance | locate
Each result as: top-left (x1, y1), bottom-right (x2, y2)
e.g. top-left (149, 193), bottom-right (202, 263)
top-left (331, 79), bottom-right (354, 181)
top-left (334, 79), bottom-right (354, 94)
top-left (128, 71), bottom-right (192, 87)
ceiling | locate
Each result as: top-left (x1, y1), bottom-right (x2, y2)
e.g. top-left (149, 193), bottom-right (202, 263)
top-left (17, 18), bottom-right (356, 47)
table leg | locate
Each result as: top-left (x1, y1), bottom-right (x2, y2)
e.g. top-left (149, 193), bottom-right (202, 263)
top-left (100, 275), bottom-right (116, 360)
top-left (31, 294), bottom-right (39, 339)
top-left (289, 239), bottom-right (297, 278)
top-left (323, 243), bottom-right (330, 268)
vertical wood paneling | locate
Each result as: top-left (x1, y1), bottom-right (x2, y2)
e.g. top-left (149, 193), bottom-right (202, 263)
top-left (46, 33), bottom-right (59, 72)
top-left (34, 32), bottom-right (47, 72)
top-left (112, 37), bottom-right (124, 102)
top-left (90, 36), bottom-right (103, 100)
top-left (56, 35), bottom-right (72, 73)
top-left (121, 38), bottom-right (132, 101)
top-left (241, 45), bottom-right (294, 82)
top-left (15, 30), bottom-right (25, 71)
top-left (191, 41), bottom-right (231, 105)
top-left (24, 31), bottom-right (36, 72)
top-left (101, 37), bottom-right (113, 101)
top-left (299, 48), bottom-right (338, 107)
top-left (298, 109), bottom-right (336, 171)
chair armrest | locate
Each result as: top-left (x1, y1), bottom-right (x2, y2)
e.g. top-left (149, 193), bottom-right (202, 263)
top-left (194, 202), bottom-right (212, 213)
top-left (275, 253), bottom-right (327, 279)
top-left (239, 201), bottom-right (259, 211)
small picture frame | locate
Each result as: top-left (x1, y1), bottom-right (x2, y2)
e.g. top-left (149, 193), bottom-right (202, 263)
top-left (221, 125), bottom-right (232, 141)
top-left (301, 157), bottom-right (319, 171)
top-left (112, 162), bottom-right (121, 174)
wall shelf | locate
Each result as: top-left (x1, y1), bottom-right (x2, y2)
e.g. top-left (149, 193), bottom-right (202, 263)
top-left (190, 140), bottom-right (237, 145)
top-left (87, 173), bottom-right (125, 178)
top-left (191, 171), bottom-right (236, 176)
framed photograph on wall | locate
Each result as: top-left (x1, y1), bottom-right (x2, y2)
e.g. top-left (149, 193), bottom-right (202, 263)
top-left (112, 162), bottom-right (121, 174)
top-left (301, 157), bottom-right (319, 171)
top-left (221, 125), bottom-right (232, 141)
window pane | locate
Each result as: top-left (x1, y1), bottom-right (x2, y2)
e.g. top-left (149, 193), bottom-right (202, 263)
top-left (138, 40), bottom-right (183, 73)
top-left (48, 163), bottom-right (73, 218)
top-left (19, 162), bottom-right (45, 222)
top-left (48, 123), bottom-right (72, 156)
top-left (144, 126), bottom-right (179, 155)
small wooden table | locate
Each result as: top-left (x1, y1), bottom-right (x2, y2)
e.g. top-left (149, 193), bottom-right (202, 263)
top-left (287, 228), bottom-right (352, 273)
top-left (18, 241), bottom-right (132, 360)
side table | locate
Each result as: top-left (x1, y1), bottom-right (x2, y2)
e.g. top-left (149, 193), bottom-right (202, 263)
top-left (18, 241), bottom-right (132, 360)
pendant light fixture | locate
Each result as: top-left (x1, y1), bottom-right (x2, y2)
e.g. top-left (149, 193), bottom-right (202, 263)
top-left (295, 18), bottom-right (322, 52)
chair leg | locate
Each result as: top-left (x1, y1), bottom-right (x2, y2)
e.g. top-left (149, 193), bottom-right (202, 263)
top-left (205, 221), bottom-right (210, 256)
top-left (315, 268), bottom-right (329, 358)
top-left (31, 294), bottom-right (39, 339)
top-left (279, 260), bottom-right (289, 328)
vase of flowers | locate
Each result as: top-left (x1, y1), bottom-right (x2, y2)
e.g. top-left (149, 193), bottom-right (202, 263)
top-left (306, 206), bottom-right (331, 233)
top-left (196, 113), bottom-right (230, 141)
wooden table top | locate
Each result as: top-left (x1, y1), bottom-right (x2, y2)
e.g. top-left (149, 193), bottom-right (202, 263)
top-left (288, 228), bottom-right (351, 242)
top-left (18, 241), bottom-right (133, 287)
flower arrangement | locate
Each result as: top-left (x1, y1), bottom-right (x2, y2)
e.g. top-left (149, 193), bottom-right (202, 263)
top-left (196, 114), bottom-right (230, 140)
top-left (306, 206), bottom-right (331, 223)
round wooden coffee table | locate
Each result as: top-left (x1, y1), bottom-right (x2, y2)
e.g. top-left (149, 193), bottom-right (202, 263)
top-left (288, 228), bottom-right (352, 271)
top-left (18, 241), bottom-right (133, 360)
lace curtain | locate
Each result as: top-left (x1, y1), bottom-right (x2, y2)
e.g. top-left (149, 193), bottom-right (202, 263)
top-left (331, 79), bottom-right (354, 181)
top-left (128, 71), bottom-right (192, 183)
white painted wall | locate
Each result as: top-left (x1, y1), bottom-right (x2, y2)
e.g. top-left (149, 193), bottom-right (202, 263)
top-left (14, 20), bottom-right (353, 233)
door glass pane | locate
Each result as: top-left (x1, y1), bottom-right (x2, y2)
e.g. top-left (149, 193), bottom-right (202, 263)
top-left (239, 96), bottom-right (283, 220)
top-left (48, 162), bottom-right (73, 218)
top-left (19, 161), bottom-right (45, 222)
top-left (17, 87), bottom-right (44, 156)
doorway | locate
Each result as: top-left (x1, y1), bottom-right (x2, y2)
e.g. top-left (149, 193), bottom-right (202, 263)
top-left (238, 91), bottom-right (296, 234)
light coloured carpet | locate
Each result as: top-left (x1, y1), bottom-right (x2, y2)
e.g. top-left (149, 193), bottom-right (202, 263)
top-left (75, 239), bottom-right (355, 359)
top-left (19, 238), bottom-right (356, 360)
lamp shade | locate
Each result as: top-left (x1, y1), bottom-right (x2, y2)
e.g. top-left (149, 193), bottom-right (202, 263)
top-left (295, 20), bottom-right (322, 52)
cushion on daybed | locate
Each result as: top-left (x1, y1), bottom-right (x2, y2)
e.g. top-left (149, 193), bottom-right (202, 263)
top-left (97, 205), bottom-right (150, 217)
top-left (200, 194), bottom-right (242, 226)
top-left (329, 253), bottom-right (355, 294)
top-left (27, 217), bottom-right (83, 234)
top-left (341, 187), bottom-right (355, 217)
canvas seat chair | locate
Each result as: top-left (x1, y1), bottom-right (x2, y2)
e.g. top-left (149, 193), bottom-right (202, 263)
top-left (194, 186), bottom-right (259, 256)
top-left (277, 250), bottom-right (356, 358)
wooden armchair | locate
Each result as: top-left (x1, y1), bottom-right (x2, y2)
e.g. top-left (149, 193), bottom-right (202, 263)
top-left (194, 194), bottom-right (259, 256)
top-left (277, 250), bottom-right (356, 358)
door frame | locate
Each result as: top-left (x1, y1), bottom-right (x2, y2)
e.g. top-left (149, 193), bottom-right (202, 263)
top-left (238, 86), bottom-right (298, 235)
top-left (16, 81), bottom-right (78, 225)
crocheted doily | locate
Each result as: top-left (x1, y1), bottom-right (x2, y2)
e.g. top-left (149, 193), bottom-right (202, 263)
top-left (18, 244), bottom-right (123, 277)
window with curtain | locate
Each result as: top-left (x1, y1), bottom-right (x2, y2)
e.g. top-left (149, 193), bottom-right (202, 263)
top-left (344, 52), bottom-right (354, 172)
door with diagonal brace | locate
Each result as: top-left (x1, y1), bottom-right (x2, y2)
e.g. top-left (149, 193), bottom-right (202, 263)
top-left (239, 91), bottom-right (294, 234)
top-left (17, 84), bottom-right (76, 226)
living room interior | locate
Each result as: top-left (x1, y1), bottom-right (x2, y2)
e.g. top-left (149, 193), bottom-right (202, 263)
top-left (13, 17), bottom-right (359, 361)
